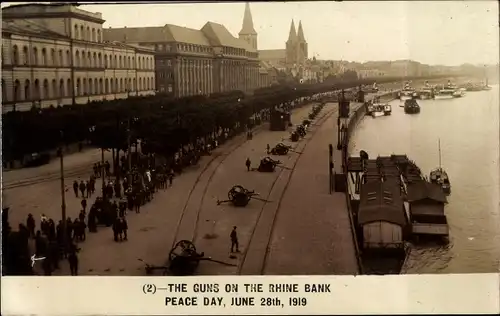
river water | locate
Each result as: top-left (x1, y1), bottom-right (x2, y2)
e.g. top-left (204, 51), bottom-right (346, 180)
top-left (349, 85), bottom-right (500, 274)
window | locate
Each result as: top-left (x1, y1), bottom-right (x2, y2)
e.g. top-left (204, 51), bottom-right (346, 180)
top-left (119, 78), bottom-right (123, 92)
top-left (114, 56), bottom-right (117, 68)
top-left (89, 79), bottom-right (93, 95)
top-left (76, 78), bottom-right (81, 96)
top-left (12, 45), bottom-right (19, 65)
top-left (59, 79), bottom-right (64, 97)
top-left (86, 27), bottom-right (90, 41)
top-left (58, 49), bottom-right (63, 66)
top-left (14, 80), bottom-right (21, 101)
top-left (52, 79), bottom-right (57, 98)
top-left (110, 78), bottom-right (114, 92)
top-left (127, 56), bottom-right (131, 68)
top-left (93, 52), bottom-right (97, 67)
top-left (94, 78), bottom-right (98, 94)
top-left (115, 78), bottom-right (118, 92)
top-left (165, 44), bottom-right (171, 52)
top-left (87, 52), bottom-right (91, 67)
top-left (104, 54), bottom-right (108, 67)
top-left (34, 79), bottom-right (40, 99)
top-left (92, 28), bottom-right (96, 42)
top-left (119, 56), bottom-right (122, 68)
top-left (133, 78), bottom-right (136, 91)
top-left (50, 48), bottom-right (58, 66)
top-left (42, 79), bottom-right (49, 99)
top-left (24, 80), bottom-right (31, 100)
top-left (75, 51), bottom-right (80, 67)
top-left (105, 78), bottom-right (109, 93)
top-left (99, 79), bottom-right (103, 94)
top-left (80, 25), bottom-right (84, 40)
top-left (97, 30), bottom-right (101, 43)
top-left (66, 50), bottom-right (70, 66)
top-left (74, 25), bottom-right (79, 39)
top-left (22, 46), bottom-right (29, 65)
top-left (33, 47), bottom-right (38, 65)
top-left (67, 79), bottom-right (71, 97)
top-left (98, 53), bottom-right (102, 67)
top-left (83, 78), bottom-right (87, 95)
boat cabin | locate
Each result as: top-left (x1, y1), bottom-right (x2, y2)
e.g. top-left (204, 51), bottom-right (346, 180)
top-left (406, 180), bottom-right (449, 237)
top-left (358, 179), bottom-right (408, 250)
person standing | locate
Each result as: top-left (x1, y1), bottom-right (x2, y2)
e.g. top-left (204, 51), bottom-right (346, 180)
top-left (26, 214), bottom-right (35, 238)
top-left (67, 243), bottom-right (80, 276)
top-left (245, 158), bottom-right (251, 171)
top-left (230, 226), bottom-right (239, 253)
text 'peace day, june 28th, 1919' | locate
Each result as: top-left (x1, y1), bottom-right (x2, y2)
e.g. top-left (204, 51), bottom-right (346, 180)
top-left (142, 282), bottom-right (332, 308)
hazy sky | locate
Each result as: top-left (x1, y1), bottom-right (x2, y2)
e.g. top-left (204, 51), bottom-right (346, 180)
top-left (3, 1), bottom-right (499, 66)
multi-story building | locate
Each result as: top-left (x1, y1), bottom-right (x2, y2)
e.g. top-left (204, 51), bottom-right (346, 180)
top-left (103, 3), bottom-right (268, 98)
top-left (1, 3), bottom-right (156, 113)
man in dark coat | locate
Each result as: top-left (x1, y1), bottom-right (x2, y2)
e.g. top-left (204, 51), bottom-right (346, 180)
top-left (26, 213), bottom-right (36, 238)
top-left (245, 158), bottom-right (251, 171)
top-left (73, 180), bottom-right (79, 197)
top-left (67, 243), bottom-right (80, 276)
top-left (230, 226), bottom-right (239, 253)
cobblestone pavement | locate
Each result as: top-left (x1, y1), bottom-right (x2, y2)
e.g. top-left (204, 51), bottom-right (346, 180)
top-left (260, 108), bottom-right (359, 275)
top-left (11, 103), bottom-right (318, 275)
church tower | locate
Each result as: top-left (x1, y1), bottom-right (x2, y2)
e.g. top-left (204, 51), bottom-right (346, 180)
top-left (297, 21), bottom-right (308, 65)
top-left (285, 20), bottom-right (297, 66)
top-left (238, 2), bottom-right (258, 50)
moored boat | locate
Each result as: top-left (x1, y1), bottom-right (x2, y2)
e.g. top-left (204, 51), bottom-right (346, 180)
top-left (404, 99), bottom-right (420, 114)
top-left (418, 81), bottom-right (435, 99)
top-left (398, 82), bottom-right (417, 101)
top-left (429, 139), bottom-right (451, 195)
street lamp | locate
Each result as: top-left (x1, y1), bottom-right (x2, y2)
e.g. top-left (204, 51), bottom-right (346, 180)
top-left (57, 130), bottom-right (68, 254)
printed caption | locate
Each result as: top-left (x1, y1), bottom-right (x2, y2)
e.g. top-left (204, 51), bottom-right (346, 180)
top-left (142, 283), bottom-right (332, 308)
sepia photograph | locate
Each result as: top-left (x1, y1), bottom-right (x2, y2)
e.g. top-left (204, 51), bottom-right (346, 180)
top-left (1, 0), bottom-right (499, 280)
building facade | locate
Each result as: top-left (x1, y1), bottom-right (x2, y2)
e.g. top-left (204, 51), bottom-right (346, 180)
top-left (1, 3), bottom-right (156, 113)
top-left (104, 3), bottom-right (268, 98)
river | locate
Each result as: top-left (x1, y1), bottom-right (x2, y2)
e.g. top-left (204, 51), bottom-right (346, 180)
top-left (349, 85), bottom-right (500, 274)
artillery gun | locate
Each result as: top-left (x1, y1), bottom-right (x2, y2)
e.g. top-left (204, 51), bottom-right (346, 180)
top-left (139, 240), bottom-right (237, 276)
top-left (216, 185), bottom-right (269, 207)
top-left (256, 156), bottom-right (291, 172)
top-left (268, 143), bottom-right (302, 156)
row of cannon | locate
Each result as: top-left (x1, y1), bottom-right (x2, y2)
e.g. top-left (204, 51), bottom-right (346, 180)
top-left (139, 104), bottom-right (327, 276)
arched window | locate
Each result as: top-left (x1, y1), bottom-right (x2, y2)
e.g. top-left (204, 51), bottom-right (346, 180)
top-left (98, 53), bottom-right (102, 67)
top-left (24, 80), bottom-right (31, 100)
top-left (43, 79), bottom-right (49, 99)
top-left (74, 25), bottom-right (79, 39)
top-left (59, 79), bottom-right (64, 97)
top-left (119, 56), bottom-right (122, 68)
top-left (97, 29), bottom-right (101, 43)
top-left (34, 79), bottom-right (40, 100)
top-left (104, 54), bottom-right (108, 68)
top-left (75, 50), bottom-right (80, 67)
top-left (93, 52), bottom-right (97, 68)
top-left (133, 78), bottom-right (136, 91)
top-left (87, 52), bottom-right (91, 67)
top-left (114, 56), bottom-right (117, 68)
top-left (67, 79), bottom-right (72, 97)
top-left (14, 80), bottom-right (21, 101)
top-left (119, 78), bottom-right (123, 92)
top-left (139, 57), bottom-right (142, 69)
top-left (138, 77), bottom-right (142, 90)
top-left (66, 50), bottom-right (70, 67)
top-left (89, 78), bottom-right (93, 95)
top-left (83, 78), bottom-right (87, 95)
top-left (86, 26), bottom-right (90, 41)
top-left (58, 49), bottom-right (63, 66)
top-left (132, 56), bottom-right (135, 68)
top-left (22, 46), bottom-right (29, 65)
top-left (76, 78), bottom-right (81, 96)
top-left (105, 78), bottom-right (109, 94)
top-left (94, 78), bottom-right (98, 94)
top-left (81, 51), bottom-right (86, 67)
top-left (128, 78), bottom-right (131, 91)
top-left (51, 48), bottom-right (56, 66)
top-left (12, 45), bottom-right (19, 65)
top-left (80, 25), bottom-right (84, 40)
top-left (1, 79), bottom-right (7, 102)
top-left (110, 78), bottom-right (114, 93)
top-left (91, 28), bottom-right (96, 42)
top-left (99, 78), bottom-right (103, 94)
top-left (41, 48), bottom-right (47, 66)
top-left (127, 56), bottom-right (131, 68)
top-left (52, 79), bottom-right (57, 98)
top-left (33, 47), bottom-right (39, 65)
top-left (115, 78), bottom-right (118, 92)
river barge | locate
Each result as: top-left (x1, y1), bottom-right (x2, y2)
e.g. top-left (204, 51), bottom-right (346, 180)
top-left (346, 154), bottom-right (450, 274)
top-left (404, 99), bottom-right (420, 114)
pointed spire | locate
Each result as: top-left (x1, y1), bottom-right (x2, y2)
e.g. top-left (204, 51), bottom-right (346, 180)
top-left (239, 2), bottom-right (257, 35)
top-left (287, 20), bottom-right (297, 42)
top-left (297, 20), bottom-right (305, 42)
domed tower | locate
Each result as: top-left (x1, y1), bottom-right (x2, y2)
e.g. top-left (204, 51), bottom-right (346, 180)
top-left (297, 21), bottom-right (308, 65)
top-left (238, 2), bottom-right (258, 50)
top-left (285, 20), bottom-right (297, 67)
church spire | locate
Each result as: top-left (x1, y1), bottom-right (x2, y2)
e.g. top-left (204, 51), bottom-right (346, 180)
top-left (287, 19), bottom-right (297, 42)
top-left (297, 20), bottom-right (305, 42)
top-left (239, 2), bottom-right (257, 35)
